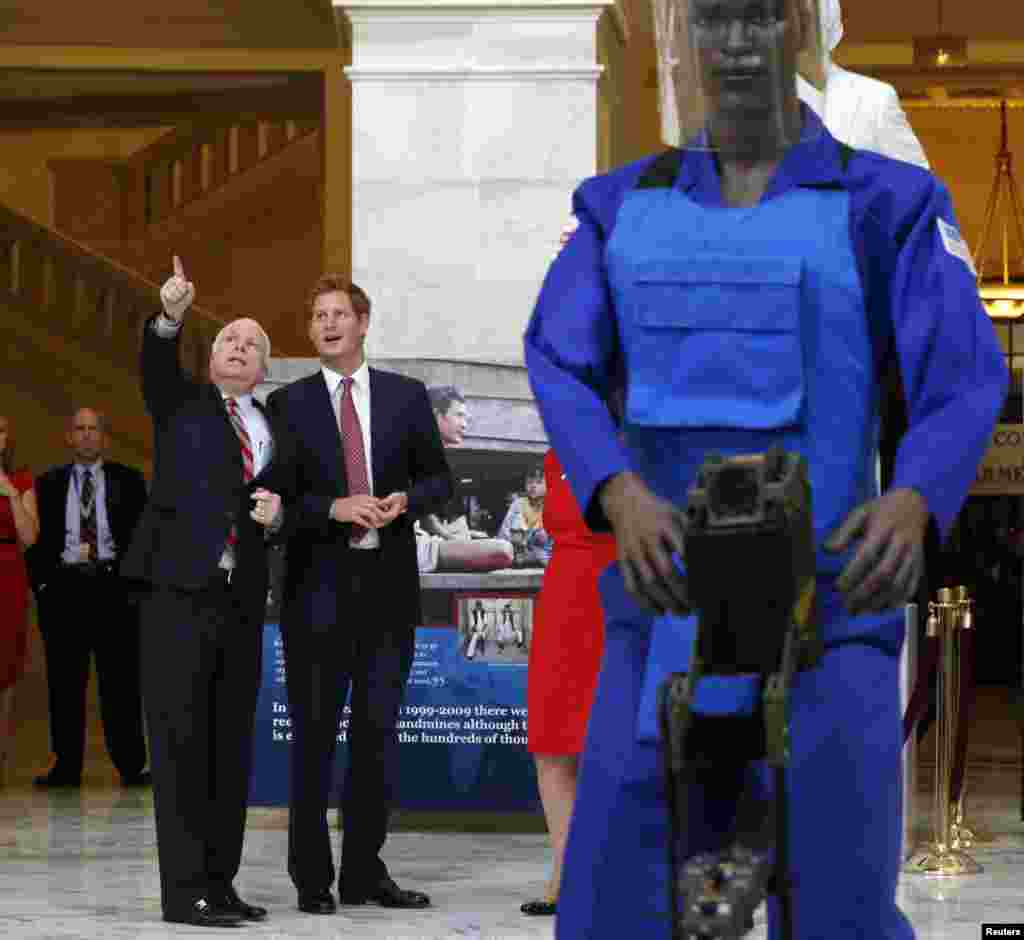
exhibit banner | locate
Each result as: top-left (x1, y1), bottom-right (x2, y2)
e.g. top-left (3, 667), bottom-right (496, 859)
top-left (249, 620), bottom-right (540, 811)
top-left (251, 363), bottom-right (549, 810)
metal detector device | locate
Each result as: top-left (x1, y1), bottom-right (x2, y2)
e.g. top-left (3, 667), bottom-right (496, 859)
top-left (660, 448), bottom-right (821, 940)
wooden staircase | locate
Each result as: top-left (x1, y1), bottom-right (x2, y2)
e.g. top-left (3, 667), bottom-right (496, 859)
top-left (0, 202), bottom-right (226, 471)
top-left (130, 117), bottom-right (320, 232)
top-left (2, 113), bottom-right (322, 469)
top-left (49, 115), bottom-right (325, 349)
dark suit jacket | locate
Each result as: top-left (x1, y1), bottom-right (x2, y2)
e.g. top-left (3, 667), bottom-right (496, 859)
top-left (120, 317), bottom-right (279, 602)
top-left (267, 367), bottom-right (452, 628)
top-left (27, 460), bottom-right (148, 593)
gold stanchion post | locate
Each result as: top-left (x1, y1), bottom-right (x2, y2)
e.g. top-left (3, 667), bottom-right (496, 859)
top-left (949, 588), bottom-right (992, 848)
top-left (952, 783), bottom-right (989, 849)
top-left (904, 586), bottom-right (982, 875)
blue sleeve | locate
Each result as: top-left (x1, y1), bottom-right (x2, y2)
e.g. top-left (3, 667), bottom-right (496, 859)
top-left (523, 176), bottom-right (633, 532)
top-left (883, 180), bottom-right (1008, 539)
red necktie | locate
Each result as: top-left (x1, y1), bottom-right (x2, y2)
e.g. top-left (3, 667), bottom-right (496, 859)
top-left (339, 377), bottom-right (370, 541)
top-left (225, 397), bottom-right (254, 548)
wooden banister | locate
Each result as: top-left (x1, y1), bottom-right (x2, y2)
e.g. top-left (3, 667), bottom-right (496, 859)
top-left (0, 202), bottom-right (225, 379)
top-left (124, 117), bottom-right (320, 230)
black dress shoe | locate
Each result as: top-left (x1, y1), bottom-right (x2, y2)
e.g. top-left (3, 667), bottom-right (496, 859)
top-left (121, 770), bottom-right (152, 787)
top-left (521, 898), bottom-right (557, 916)
top-left (341, 876), bottom-right (431, 908)
top-left (33, 770), bottom-right (81, 788)
top-left (217, 884), bottom-right (268, 921)
top-left (297, 890), bottom-right (336, 914)
top-left (163, 898), bottom-right (244, 927)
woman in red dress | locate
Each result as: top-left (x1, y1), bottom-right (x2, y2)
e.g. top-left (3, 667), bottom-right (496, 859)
top-left (0, 415), bottom-right (39, 780)
top-left (522, 448), bottom-right (617, 915)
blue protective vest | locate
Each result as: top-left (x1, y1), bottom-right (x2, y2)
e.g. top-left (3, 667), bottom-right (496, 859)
top-left (607, 170), bottom-right (879, 576)
top-left (603, 157), bottom-right (903, 734)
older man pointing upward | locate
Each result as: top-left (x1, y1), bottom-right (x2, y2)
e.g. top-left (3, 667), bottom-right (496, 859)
top-left (122, 256), bottom-right (283, 928)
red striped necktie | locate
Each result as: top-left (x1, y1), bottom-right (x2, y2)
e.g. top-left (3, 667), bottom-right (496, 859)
top-left (225, 397), bottom-right (254, 548)
top-left (339, 376), bottom-right (371, 541)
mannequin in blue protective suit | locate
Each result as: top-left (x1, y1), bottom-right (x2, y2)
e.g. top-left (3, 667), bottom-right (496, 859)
top-left (523, 1), bottom-right (1008, 938)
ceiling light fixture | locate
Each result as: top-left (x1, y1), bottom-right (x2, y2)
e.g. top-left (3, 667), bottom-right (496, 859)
top-left (975, 102), bottom-right (1024, 320)
top-left (913, 0), bottom-right (967, 69)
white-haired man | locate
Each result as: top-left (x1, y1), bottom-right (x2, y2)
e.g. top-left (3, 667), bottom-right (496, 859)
top-left (122, 256), bottom-right (283, 928)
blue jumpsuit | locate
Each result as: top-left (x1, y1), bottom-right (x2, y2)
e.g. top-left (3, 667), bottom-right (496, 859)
top-left (524, 110), bottom-right (1008, 940)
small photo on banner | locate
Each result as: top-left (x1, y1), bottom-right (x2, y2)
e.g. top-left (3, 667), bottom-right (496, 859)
top-left (457, 593), bottom-right (533, 664)
top-left (418, 383), bottom-right (551, 575)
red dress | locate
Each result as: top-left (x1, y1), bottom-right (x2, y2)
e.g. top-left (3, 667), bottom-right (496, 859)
top-left (528, 450), bottom-right (617, 755)
top-left (0, 470), bottom-right (32, 692)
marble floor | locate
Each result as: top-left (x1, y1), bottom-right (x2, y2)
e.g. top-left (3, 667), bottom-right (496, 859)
top-left (1, 694), bottom-right (1023, 938)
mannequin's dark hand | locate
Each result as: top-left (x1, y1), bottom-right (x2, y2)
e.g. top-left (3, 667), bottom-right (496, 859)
top-left (599, 472), bottom-right (689, 615)
top-left (824, 488), bottom-right (929, 615)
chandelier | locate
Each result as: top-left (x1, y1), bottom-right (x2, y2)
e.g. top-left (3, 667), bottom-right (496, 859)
top-left (912, 0), bottom-right (967, 68)
top-left (974, 101), bottom-right (1024, 320)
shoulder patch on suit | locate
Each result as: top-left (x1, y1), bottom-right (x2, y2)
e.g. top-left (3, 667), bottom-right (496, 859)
top-left (936, 218), bottom-right (977, 275)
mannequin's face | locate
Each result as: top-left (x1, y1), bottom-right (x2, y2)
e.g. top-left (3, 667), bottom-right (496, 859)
top-left (691, 0), bottom-right (804, 123)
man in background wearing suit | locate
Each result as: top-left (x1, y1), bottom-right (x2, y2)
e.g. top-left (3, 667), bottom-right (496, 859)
top-left (121, 256), bottom-right (283, 928)
top-left (267, 275), bottom-right (452, 915)
top-left (29, 408), bottom-right (148, 789)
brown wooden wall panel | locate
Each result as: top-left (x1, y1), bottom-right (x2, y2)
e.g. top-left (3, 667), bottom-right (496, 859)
top-left (50, 160), bottom-right (126, 242)
top-left (839, 0), bottom-right (1024, 42)
top-left (0, 0), bottom-right (338, 48)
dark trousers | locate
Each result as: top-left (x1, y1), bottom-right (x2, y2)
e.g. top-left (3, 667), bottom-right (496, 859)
top-left (36, 564), bottom-right (146, 780)
top-left (283, 550), bottom-right (415, 895)
top-left (139, 579), bottom-right (262, 913)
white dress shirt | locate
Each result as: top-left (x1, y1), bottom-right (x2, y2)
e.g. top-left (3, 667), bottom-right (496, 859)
top-left (63, 460), bottom-right (116, 564)
top-left (321, 362), bottom-right (379, 549)
top-left (153, 313), bottom-right (184, 339)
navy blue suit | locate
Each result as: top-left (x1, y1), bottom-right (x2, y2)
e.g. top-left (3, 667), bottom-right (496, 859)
top-left (122, 319), bottom-right (282, 916)
top-left (267, 367), bottom-right (452, 895)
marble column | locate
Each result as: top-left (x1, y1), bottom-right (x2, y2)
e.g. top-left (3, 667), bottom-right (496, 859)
top-left (336, 0), bottom-right (613, 366)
